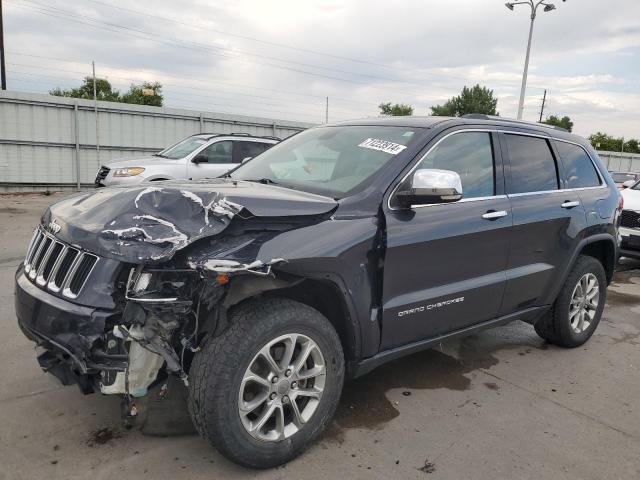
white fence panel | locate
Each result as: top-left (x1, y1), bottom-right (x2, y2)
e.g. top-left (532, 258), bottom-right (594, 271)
top-left (0, 91), bottom-right (313, 190)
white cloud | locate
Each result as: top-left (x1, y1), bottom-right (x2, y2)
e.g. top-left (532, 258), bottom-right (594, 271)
top-left (4, 0), bottom-right (640, 137)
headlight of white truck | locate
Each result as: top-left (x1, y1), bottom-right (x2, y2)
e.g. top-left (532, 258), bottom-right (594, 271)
top-left (113, 167), bottom-right (145, 177)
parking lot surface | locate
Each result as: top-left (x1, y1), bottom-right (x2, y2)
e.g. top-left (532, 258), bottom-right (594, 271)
top-left (1, 193), bottom-right (639, 480)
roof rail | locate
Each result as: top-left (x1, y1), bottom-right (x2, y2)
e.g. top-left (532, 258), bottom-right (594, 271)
top-left (461, 114), bottom-right (568, 132)
top-left (197, 132), bottom-right (282, 140)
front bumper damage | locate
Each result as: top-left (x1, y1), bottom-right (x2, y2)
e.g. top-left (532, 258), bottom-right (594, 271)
top-left (15, 270), bottom-right (122, 393)
top-left (15, 184), bottom-right (330, 404)
top-left (16, 251), bottom-right (288, 401)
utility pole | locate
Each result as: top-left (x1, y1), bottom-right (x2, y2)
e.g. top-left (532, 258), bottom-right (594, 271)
top-left (92, 61), bottom-right (100, 152)
top-left (538, 89), bottom-right (547, 123)
top-left (325, 96), bottom-right (329, 124)
top-left (0, 0), bottom-right (7, 90)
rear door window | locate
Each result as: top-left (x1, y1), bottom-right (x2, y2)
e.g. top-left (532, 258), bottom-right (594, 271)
top-left (199, 141), bottom-right (233, 163)
top-left (555, 141), bottom-right (601, 188)
top-left (233, 141), bottom-right (270, 163)
top-left (505, 134), bottom-right (558, 194)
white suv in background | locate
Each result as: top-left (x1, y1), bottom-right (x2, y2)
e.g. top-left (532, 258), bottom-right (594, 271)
top-left (95, 133), bottom-right (280, 186)
top-left (619, 179), bottom-right (640, 259)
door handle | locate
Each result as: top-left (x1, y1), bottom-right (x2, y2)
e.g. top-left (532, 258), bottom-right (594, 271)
top-left (481, 210), bottom-right (508, 220)
top-left (561, 200), bottom-right (580, 209)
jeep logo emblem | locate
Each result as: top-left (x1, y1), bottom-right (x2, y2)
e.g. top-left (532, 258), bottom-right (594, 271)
top-left (48, 219), bottom-right (61, 234)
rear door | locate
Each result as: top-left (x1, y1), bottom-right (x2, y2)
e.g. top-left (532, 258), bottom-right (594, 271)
top-left (381, 128), bottom-right (512, 350)
top-left (233, 141), bottom-right (272, 163)
top-left (498, 131), bottom-right (587, 315)
top-left (187, 140), bottom-right (234, 179)
top-left (554, 139), bottom-right (608, 227)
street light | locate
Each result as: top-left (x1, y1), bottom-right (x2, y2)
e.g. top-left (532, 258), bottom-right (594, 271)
top-left (506, 0), bottom-right (565, 120)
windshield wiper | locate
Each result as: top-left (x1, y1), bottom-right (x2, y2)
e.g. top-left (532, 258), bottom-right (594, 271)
top-left (153, 153), bottom-right (167, 158)
top-left (245, 178), bottom-right (281, 185)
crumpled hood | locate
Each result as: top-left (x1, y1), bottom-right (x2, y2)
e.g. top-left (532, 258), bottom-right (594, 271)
top-left (42, 179), bottom-right (337, 263)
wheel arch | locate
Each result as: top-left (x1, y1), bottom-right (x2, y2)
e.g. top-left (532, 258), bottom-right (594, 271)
top-left (578, 237), bottom-right (616, 284)
top-left (545, 234), bottom-right (617, 306)
top-left (220, 274), bottom-right (361, 363)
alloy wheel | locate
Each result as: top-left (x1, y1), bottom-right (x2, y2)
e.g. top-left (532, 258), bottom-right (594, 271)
top-left (238, 333), bottom-right (326, 442)
top-left (569, 273), bottom-right (599, 334)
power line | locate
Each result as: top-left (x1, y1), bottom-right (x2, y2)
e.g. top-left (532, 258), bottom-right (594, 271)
top-left (84, 0), bottom-right (398, 71)
top-left (12, 2), bottom-right (396, 83)
top-left (8, 63), bottom-right (364, 115)
top-left (0, 0), bottom-right (6, 90)
top-left (8, 0), bottom-right (430, 97)
top-left (7, 52), bottom-right (377, 107)
top-left (8, 69), bottom-right (348, 121)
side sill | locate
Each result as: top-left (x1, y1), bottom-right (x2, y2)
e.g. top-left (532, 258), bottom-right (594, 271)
top-left (619, 248), bottom-right (640, 261)
top-left (347, 305), bottom-right (549, 379)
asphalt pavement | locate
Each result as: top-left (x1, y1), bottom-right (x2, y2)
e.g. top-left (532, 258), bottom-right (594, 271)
top-left (0, 193), bottom-right (638, 480)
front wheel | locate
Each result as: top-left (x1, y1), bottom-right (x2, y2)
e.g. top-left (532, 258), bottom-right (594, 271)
top-left (534, 255), bottom-right (606, 347)
top-left (188, 298), bottom-right (344, 468)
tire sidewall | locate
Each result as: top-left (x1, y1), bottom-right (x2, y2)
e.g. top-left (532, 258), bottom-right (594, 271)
top-left (555, 257), bottom-right (606, 346)
top-left (200, 300), bottom-right (344, 468)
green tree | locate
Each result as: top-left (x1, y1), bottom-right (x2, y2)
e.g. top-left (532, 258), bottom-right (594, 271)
top-left (379, 102), bottom-right (413, 116)
top-left (50, 77), bottom-right (121, 102)
top-left (430, 84), bottom-right (498, 117)
top-left (542, 115), bottom-right (573, 132)
top-left (50, 78), bottom-right (163, 106)
top-left (623, 138), bottom-right (640, 154)
top-left (588, 132), bottom-right (640, 152)
top-left (588, 132), bottom-right (623, 151)
top-left (121, 81), bottom-right (163, 107)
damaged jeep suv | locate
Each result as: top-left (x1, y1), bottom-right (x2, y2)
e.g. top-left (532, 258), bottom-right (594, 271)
top-left (15, 116), bottom-right (620, 468)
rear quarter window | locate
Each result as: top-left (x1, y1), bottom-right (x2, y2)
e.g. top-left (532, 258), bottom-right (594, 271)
top-left (555, 141), bottom-right (601, 188)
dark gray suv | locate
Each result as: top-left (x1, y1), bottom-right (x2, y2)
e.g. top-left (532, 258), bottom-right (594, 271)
top-left (15, 115), bottom-right (621, 468)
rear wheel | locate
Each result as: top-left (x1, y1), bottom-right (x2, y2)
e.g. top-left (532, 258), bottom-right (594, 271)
top-left (188, 298), bottom-right (344, 468)
top-left (534, 255), bottom-right (606, 347)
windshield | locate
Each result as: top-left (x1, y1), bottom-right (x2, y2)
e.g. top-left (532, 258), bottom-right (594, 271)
top-left (157, 136), bottom-right (209, 159)
top-left (611, 172), bottom-right (637, 183)
top-left (230, 126), bottom-right (422, 197)
top-left (632, 180), bottom-right (640, 191)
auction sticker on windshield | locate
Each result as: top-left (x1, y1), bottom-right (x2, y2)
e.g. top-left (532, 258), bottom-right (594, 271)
top-left (358, 138), bottom-right (407, 155)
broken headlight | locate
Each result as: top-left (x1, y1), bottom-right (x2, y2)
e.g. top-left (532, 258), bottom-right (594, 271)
top-left (126, 267), bottom-right (199, 303)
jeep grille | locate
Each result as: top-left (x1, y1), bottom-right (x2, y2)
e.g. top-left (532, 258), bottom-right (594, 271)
top-left (24, 228), bottom-right (99, 299)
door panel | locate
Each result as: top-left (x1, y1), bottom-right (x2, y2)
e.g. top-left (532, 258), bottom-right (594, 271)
top-left (499, 191), bottom-right (586, 313)
top-left (498, 132), bottom-right (587, 314)
top-left (381, 197), bottom-right (512, 349)
top-left (380, 129), bottom-right (510, 351)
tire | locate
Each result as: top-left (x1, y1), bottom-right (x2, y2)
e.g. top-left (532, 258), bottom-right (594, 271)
top-left (188, 297), bottom-right (344, 468)
top-left (534, 255), bottom-right (606, 347)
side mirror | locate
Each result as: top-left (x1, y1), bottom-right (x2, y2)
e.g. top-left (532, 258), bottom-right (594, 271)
top-left (192, 154), bottom-right (208, 164)
top-left (621, 179), bottom-right (635, 189)
top-left (395, 169), bottom-right (463, 208)
top-left (242, 156), bottom-right (252, 164)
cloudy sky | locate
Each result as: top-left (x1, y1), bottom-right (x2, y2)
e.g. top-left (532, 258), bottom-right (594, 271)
top-left (4, 0), bottom-right (640, 138)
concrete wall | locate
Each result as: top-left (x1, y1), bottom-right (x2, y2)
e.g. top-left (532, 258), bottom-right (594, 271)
top-left (0, 91), bottom-right (313, 191)
top-left (596, 150), bottom-right (640, 174)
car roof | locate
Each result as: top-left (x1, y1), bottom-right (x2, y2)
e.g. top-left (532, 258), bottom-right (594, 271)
top-left (327, 114), bottom-right (575, 137)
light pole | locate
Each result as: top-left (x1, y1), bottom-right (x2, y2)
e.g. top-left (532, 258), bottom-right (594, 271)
top-left (506, 0), bottom-right (564, 120)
